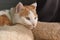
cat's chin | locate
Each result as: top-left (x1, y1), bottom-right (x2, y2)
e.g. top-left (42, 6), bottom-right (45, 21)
top-left (26, 25), bottom-right (34, 29)
top-left (17, 23), bottom-right (36, 29)
top-left (25, 25), bottom-right (36, 30)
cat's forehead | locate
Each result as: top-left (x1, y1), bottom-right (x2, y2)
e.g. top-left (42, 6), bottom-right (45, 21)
top-left (20, 6), bottom-right (37, 17)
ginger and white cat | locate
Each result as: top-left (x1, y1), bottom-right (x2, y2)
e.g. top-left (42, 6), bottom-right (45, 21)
top-left (0, 2), bottom-right (38, 40)
top-left (11, 2), bottom-right (38, 29)
top-left (0, 2), bottom-right (38, 29)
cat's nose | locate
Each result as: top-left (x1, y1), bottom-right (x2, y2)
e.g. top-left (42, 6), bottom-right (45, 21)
top-left (33, 24), bottom-right (35, 26)
top-left (32, 24), bottom-right (35, 26)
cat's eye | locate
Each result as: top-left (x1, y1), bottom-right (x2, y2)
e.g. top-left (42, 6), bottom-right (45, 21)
top-left (34, 17), bottom-right (37, 19)
top-left (26, 17), bottom-right (30, 20)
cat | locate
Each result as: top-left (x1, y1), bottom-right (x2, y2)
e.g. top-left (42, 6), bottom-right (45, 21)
top-left (0, 2), bottom-right (38, 29)
top-left (11, 2), bottom-right (38, 29)
top-left (0, 2), bottom-right (38, 40)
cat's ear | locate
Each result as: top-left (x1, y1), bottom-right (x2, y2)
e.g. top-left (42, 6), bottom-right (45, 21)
top-left (31, 2), bottom-right (37, 9)
top-left (15, 2), bottom-right (24, 13)
top-left (32, 2), bottom-right (37, 7)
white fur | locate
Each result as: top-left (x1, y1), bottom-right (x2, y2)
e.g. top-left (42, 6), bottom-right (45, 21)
top-left (32, 2), bottom-right (37, 7)
top-left (0, 11), bottom-right (5, 15)
top-left (18, 2), bottom-right (23, 6)
top-left (29, 11), bottom-right (38, 26)
top-left (0, 24), bottom-right (34, 40)
top-left (13, 14), bottom-right (23, 24)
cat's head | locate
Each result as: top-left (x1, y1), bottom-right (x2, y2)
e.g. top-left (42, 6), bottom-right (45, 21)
top-left (14, 2), bottom-right (38, 29)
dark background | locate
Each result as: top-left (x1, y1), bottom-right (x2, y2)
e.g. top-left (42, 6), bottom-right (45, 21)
top-left (0, 0), bottom-right (36, 10)
top-left (0, 0), bottom-right (60, 22)
top-left (37, 0), bottom-right (60, 22)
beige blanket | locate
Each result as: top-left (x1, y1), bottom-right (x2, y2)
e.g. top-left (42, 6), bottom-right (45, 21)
top-left (33, 22), bottom-right (60, 40)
